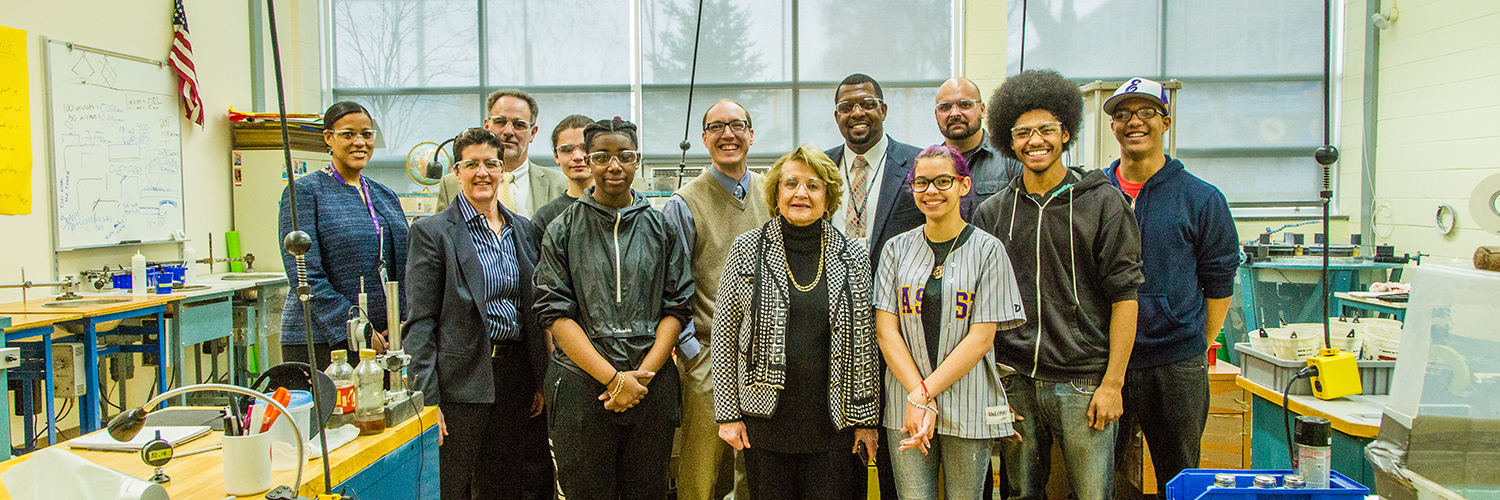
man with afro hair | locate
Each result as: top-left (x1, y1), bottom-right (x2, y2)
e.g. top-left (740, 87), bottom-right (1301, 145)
top-left (971, 69), bottom-right (1144, 500)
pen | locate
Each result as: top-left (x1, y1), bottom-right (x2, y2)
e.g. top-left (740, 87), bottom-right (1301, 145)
top-left (222, 411), bottom-right (238, 436)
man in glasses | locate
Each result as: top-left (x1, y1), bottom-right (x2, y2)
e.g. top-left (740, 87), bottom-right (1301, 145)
top-left (437, 89), bottom-right (569, 216)
top-left (532, 114), bottom-right (596, 230)
top-left (660, 98), bottom-right (767, 500)
top-left (823, 72), bottom-right (922, 500)
top-left (971, 69), bottom-right (1143, 500)
top-left (935, 77), bottom-right (1022, 213)
top-left (1101, 78), bottom-right (1239, 490)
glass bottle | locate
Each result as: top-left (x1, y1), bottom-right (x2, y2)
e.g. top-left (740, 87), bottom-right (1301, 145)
top-left (354, 348), bottom-right (387, 435)
top-left (325, 350), bottom-right (356, 428)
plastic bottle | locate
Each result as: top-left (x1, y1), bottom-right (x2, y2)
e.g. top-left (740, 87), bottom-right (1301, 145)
top-left (325, 350), bottom-right (357, 428)
top-left (353, 349), bottom-right (386, 435)
top-left (182, 245), bottom-right (197, 284)
top-left (131, 252), bottom-right (147, 295)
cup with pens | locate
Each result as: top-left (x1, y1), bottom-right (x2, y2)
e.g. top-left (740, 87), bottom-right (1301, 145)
top-left (220, 392), bottom-right (275, 496)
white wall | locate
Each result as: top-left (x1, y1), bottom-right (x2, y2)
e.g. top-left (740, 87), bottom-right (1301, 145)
top-left (1360, 0), bottom-right (1500, 263)
top-left (0, 0), bottom-right (319, 441)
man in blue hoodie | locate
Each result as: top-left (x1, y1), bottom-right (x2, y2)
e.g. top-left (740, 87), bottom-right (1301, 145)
top-left (1101, 77), bottom-right (1241, 488)
top-left (972, 69), bottom-right (1143, 500)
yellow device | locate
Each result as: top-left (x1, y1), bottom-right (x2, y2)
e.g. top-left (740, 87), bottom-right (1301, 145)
top-left (1307, 348), bottom-right (1362, 399)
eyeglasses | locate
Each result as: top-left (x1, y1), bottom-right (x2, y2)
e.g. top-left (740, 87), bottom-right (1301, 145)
top-left (1010, 122), bottom-right (1064, 141)
top-left (835, 98), bottom-right (884, 114)
top-left (455, 159), bottom-right (505, 172)
top-left (587, 151), bottom-right (641, 166)
top-left (1110, 108), bottom-right (1163, 123)
top-left (331, 129), bottom-right (377, 141)
top-left (554, 144), bottom-right (585, 156)
top-left (935, 99), bottom-right (982, 113)
top-left (779, 177), bottom-right (826, 193)
top-left (486, 116), bottom-right (532, 131)
top-left (704, 119), bottom-right (751, 134)
top-left (911, 175), bottom-right (961, 193)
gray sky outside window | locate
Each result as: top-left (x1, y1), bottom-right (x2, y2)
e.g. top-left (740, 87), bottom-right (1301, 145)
top-left (1008, 0), bottom-right (1326, 205)
top-left (333, 0), bottom-right (953, 176)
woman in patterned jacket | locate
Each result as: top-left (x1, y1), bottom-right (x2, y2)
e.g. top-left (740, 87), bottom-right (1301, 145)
top-left (711, 145), bottom-right (882, 499)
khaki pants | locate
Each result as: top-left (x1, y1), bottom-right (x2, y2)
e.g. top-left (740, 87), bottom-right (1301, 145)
top-left (676, 346), bottom-right (749, 500)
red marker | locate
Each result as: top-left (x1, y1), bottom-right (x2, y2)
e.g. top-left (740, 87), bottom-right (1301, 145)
top-left (259, 387), bottom-right (291, 434)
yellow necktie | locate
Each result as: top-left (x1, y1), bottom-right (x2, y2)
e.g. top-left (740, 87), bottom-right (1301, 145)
top-left (498, 171), bottom-right (518, 213)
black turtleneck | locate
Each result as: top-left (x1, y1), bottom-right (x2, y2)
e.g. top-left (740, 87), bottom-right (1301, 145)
top-left (745, 218), bottom-right (845, 454)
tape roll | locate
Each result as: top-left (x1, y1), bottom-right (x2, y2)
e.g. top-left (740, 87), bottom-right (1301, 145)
top-left (1471, 173), bottom-right (1500, 235)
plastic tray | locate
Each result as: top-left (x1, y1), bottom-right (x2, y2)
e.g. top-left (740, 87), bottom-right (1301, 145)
top-left (1234, 343), bottom-right (1396, 395)
top-left (1166, 469), bottom-right (1369, 500)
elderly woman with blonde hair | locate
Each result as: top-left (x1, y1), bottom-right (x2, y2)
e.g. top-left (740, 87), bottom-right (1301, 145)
top-left (712, 144), bottom-right (883, 499)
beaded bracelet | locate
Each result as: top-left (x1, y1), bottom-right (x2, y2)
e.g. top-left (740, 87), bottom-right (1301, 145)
top-left (906, 393), bottom-right (940, 415)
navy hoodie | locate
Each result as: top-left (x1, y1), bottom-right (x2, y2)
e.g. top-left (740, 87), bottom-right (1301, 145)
top-left (1104, 156), bottom-right (1240, 368)
top-left (973, 167), bottom-right (1143, 383)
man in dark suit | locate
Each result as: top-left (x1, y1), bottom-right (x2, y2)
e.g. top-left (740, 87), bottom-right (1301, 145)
top-left (406, 127), bottom-right (551, 500)
top-left (824, 73), bottom-right (923, 500)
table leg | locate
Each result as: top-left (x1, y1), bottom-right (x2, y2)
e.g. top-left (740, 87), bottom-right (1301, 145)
top-left (44, 333), bottom-right (55, 446)
top-left (82, 319), bottom-right (100, 433)
top-left (155, 311), bottom-right (167, 406)
top-left (20, 372), bottom-right (33, 451)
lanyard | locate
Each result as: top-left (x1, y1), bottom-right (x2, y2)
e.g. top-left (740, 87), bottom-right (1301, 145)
top-left (326, 164), bottom-right (388, 283)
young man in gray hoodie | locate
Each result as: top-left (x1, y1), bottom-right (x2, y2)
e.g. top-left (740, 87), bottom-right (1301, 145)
top-left (971, 69), bottom-right (1144, 500)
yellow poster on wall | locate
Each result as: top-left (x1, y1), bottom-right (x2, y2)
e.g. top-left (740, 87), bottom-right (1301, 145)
top-left (0, 25), bottom-right (33, 215)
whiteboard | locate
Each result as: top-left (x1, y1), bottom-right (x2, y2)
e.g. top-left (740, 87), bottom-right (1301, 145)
top-left (44, 38), bottom-right (185, 250)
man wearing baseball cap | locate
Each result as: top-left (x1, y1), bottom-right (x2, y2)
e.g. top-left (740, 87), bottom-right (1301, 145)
top-left (1101, 77), bottom-right (1240, 488)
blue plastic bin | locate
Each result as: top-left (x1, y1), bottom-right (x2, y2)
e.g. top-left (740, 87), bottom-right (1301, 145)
top-left (1166, 469), bottom-right (1369, 500)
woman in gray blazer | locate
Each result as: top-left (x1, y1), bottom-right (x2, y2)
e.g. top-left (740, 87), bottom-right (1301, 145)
top-left (405, 128), bottom-right (549, 500)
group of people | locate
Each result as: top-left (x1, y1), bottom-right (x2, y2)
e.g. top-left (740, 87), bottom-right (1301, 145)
top-left (278, 69), bottom-right (1241, 500)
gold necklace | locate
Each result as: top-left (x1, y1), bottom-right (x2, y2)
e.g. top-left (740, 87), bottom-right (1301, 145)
top-left (786, 225), bottom-right (826, 293)
top-left (930, 226), bottom-right (964, 280)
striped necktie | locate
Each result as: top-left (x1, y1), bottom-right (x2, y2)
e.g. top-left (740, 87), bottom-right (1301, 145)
top-left (847, 155), bottom-right (871, 239)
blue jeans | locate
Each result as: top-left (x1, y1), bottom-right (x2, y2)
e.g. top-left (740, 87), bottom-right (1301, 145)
top-left (887, 432), bottom-right (992, 500)
top-left (998, 375), bottom-right (1118, 500)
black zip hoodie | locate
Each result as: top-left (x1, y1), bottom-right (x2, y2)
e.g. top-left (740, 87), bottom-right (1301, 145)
top-left (972, 167), bottom-right (1144, 383)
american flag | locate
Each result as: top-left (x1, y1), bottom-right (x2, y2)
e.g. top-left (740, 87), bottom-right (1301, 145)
top-left (169, 0), bottom-right (203, 126)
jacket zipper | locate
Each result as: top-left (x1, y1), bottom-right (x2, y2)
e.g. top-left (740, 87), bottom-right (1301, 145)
top-left (613, 210), bottom-right (623, 303)
top-left (1026, 191), bottom-right (1060, 378)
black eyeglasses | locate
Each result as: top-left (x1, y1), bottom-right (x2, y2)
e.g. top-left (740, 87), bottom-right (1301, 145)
top-left (1110, 108), bottom-right (1163, 123)
top-left (835, 98), bottom-right (884, 114)
top-left (704, 119), bottom-right (751, 134)
top-left (911, 175), bottom-right (960, 193)
top-left (935, 100), bottom-right (981, 113)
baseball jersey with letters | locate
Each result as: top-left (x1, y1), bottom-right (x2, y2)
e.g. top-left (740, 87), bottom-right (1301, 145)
top-left (875, 224), bottom-right (1026, 439)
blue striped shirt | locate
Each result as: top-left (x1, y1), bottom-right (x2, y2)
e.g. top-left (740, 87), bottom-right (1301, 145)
top-left (456, 195), bottom-right (522, 342)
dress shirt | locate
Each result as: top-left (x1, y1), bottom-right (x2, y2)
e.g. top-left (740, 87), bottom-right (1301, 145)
top-left (660, 165), bottom-right (753, 358)
top-left (832, 134), bottom-right (889, 250)
top-left (455, 195), bottom-right (522, 342)
top-left (507, 160), bottom-right (533, 217)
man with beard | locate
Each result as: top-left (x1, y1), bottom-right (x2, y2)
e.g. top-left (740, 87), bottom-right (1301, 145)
top-left (437, 89), bottom-right (569, 216)
top-left (824, 72), bottom-right (924, 500)
top-left (935, 77), bottom-right (1022, 216)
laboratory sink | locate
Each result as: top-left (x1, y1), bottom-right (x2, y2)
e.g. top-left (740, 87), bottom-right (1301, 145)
top-left (42, 297), bottom-right (132, 308)
top-left (219, 273), bottom-right (284, 281)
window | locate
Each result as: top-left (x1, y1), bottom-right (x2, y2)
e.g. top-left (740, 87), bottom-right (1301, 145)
top-left (331, 0), bottom-right (954, 192)
top-left (1007, 0), bottom-right (1330, 206)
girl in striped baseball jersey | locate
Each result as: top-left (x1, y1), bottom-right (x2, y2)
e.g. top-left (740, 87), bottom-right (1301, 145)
top-left (875, 145), bottom-right (1027, 500)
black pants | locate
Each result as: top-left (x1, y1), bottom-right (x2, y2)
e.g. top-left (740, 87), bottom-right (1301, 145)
top-left (440, 345), bottom-right (551, 500)
top-left (281, 340), bottom-right (358, 371)
top-left (1117, 353), bottom-right (1211, 488)
top-left (546, 360), bottom-right (680, 500)
top-left (849, 402), bottom-right (897, 499)
top-left (746, 446), bottom-right (854, 500)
